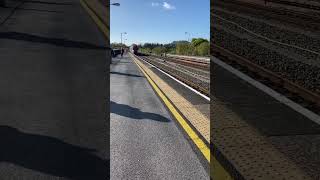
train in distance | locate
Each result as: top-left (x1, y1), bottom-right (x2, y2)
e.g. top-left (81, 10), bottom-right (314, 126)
top-left (130, 44), bottom-right (139, 55)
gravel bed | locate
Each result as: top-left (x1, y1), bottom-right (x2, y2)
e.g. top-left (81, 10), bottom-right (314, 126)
top-left (213, 1), bottom-right (320, 31)
top-left (152, 56), bottom-right (210, 78)
top-left (213, 16), bottom-right (320, 65)
top-left (141, 56), bottom-right (210, 94)
top-left (174, 64), bottom-right (210, 78)
top-left (212, 27), bottom-right (320, 93)
top-left (213, 9), bottom-right (320, 54)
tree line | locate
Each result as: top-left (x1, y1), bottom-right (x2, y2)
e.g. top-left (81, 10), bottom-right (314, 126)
top-left (111, 43), bottom-right (127, 49)
top-left (139, 38), bottom-right (209, 57)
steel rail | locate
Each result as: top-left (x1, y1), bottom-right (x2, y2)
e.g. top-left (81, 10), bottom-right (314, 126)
top-left (151, 55), bottom-right (210, 71)
top-left (137, 55), bottom-right (210, 96)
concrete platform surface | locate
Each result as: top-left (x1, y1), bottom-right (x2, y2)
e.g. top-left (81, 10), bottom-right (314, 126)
top-left (0, 0), bottom-right (108, 179)
top-left (212, 58), bottom-right (320, 179)
top-left (110, 54), bottom-right (209, 179)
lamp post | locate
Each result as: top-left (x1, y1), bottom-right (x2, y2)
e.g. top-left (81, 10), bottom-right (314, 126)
top-left (110, 2), bottom-right (120, 6)
top-left (124, 38), bottom-right (127, 46)
top-left (121, 32), bottom-right (127, 46)
top-left (185, 32), bottom-right (190, 42)
top-left (109, 2), bottom-right (120, 65)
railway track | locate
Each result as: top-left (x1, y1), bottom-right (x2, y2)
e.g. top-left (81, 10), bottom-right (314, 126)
top-left (212, 10), bottom-right (320, 55)
top-left (150, 55), bottom-right (210, 71)
top-left (212, 0), bottom-right (320, 113)
top-left (150, 56), bottom-right (210, 78)
top-left (213, 0), bottom-right (320, 31)
top-left (212, 44), bottom-right (320, 113)
top-left (267, 0), bottom-right (320, 11)
top-left (134, 54), bottom-right (210, 96)
top-left (211, 1), bottom-right (320, 179)
top-left (164, 56), bottom-right (210, 64)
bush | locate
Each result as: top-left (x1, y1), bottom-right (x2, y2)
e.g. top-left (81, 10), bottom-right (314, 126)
top-left (176, 43), bottom-right (193, 55)
top-left (140, 38), bottom-right (209, 56)
top-left (195, 41), bottom-right (209, 56)
top-left (153, 47), bottom-right (166, 55)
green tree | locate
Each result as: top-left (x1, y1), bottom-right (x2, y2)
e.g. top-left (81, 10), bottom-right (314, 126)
top-left (176, 42), bottom-right (193, 55)
top-left (190, 38), bottom-right (209, 56)
top-left (191, 38), bottom-right (208, 47)
top-left (153, 47), bottom-right (166, 55)
top-left (195, 41), bottom-right (209, 56)
top-left (138, 38), bottom-right (209, 56)
top-left (140, 47), bottom-right (152, 54)
top-left (111, 43), bottom-right (128, 49)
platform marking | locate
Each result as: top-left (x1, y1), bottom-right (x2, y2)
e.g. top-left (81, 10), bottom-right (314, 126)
top-left (132, 55), bottom-right (233, 179)
top-left (213, 56), bottom-right (320, 124)
top-left (131, 54), bottom-right (210, 161)
top-left (80, 0), bottom-right (109, 39)
top-left (140, 57), bottom-right (210, 101)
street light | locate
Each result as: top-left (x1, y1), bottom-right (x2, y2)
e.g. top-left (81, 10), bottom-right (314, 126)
top-left (185, 32), bottom-right (191, 42)
top-left (124, 38), bottom-right (127, 46)
top-left (121, 32), bottom-right (127, 46)
top-left (111, 2), bottom-right (120, 6)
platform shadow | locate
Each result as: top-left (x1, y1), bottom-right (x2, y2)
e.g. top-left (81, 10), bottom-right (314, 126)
top-left (0, 125), bottom-right (109, 180)
top-left (0, 32), bottom-right (109, 50)
top-left (110, 71), bottom-right (144, 78)
top-left (111, 101), bottom-right (170, 122)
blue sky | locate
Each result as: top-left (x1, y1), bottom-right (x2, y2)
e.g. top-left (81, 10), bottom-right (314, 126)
top-left (110, 0), bottom-right (210, 45)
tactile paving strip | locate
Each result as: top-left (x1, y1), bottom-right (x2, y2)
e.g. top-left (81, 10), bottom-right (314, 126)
top-left (212, 98), bottom-right (313, 180)
top-left (133, 55), bottom-right (210, 143)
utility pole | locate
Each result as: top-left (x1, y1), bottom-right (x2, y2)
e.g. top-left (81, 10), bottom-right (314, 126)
top-left (185, 32), bottom-right (188, 42)
top-left (185, 32), bottom-right (191, 42)
top-left (124, 39), bottom-right (127, 46)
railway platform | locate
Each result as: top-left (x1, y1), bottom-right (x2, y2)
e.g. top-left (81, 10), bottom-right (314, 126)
top-left (0, 0), bottom-right (108, 179)
top-left (212, 57), bottom-right (320, 180)
top-left (110, 54), bottom-right (209, 179)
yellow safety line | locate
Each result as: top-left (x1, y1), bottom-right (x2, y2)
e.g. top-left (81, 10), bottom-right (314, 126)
top-left (80, 0), bottom-right (109, 39)
top-left (131, 54), bottom-right (233, 179)
top-left (131, 54), bottom-right (210, 162)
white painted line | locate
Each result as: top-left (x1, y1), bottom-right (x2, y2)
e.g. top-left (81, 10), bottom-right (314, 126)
top-left (138, 56), bottom-right (210, 102)
top-left (212, 56), bottom-right (320, 124)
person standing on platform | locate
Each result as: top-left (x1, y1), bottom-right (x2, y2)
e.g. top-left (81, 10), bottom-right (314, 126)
top-left (121, 47), bottom-right (124, 57)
